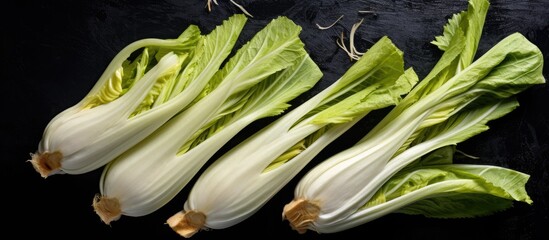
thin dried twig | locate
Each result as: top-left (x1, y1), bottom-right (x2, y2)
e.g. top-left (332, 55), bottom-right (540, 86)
top-left (230, 0), bottom-right (254, 18)
top-left (337, 32), bottom-right (360, 61)
top-left (206, 0), bottom-right (254, 18)
top-left (316, 15), bottom-right (344, 30)
top-left (337, 18), bottom-right (365, 61)
top-left (456, 149), bottom-right (481, 159)
top-left (206, 0), bottom-right (219, 12)
top-left (349, 18), bottom-right (365, 56)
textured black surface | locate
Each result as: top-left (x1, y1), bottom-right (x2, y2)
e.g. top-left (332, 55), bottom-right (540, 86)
top-left (4, 0), bottom-right (548, 239)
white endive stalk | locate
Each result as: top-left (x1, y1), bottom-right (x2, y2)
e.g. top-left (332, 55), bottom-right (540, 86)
top-left (309, 100), bottom-right (518, 233)
top-left (30, 15), bottom-right (247, 177)
top-left (293, 96), bottom-right (469, 224)
top-left (283, 32), bottom-right (545, 234)
top-left (35, 52), bottom-right (182, 175)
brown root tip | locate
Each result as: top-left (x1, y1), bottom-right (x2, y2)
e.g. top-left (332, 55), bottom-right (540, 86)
top-left (282, 198), bottom-right (321, 234)
top-left (28, 151), bottom-right (63, 178)
top-left (92, 194), bottom-right (122, 225)
top-left (167, 210), bottom-right (206, 238)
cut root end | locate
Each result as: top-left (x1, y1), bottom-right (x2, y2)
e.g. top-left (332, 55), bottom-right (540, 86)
top-left (28, 151), bottom-right (63, 178)
top-left (282, 198), bottom-right (321, 234)
top-left (92, 195), bottom-right (122, 225)
top-left (167, 210), bottom-right (206, 238)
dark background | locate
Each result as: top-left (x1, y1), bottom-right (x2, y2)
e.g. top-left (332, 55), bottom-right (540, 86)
top-left (4, 0), bottom-right (548, 239)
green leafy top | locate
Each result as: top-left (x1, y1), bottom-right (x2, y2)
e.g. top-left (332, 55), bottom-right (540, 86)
top-left (306, 36), bottom-right (418, 125)
top-left (176, 16), bottom-right (316, 154)
top-left (81, 25), bottom-right (201, 110)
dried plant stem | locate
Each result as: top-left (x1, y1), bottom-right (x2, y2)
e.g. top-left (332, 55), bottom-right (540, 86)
top-left (337, 18), bottom-right (365, 61)
top-left (206, 0), bottom-right (253, 18)
top-left (316, 15), bottom-right (344, 30)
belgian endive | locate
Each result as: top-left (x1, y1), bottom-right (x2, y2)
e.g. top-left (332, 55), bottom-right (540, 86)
top-left (302, 105), bottom-right (535, 233)
top-left (92, 16), bottom-right (323, 225)
top-left (282, 0), bottom-right (544, 233)
top-left (29, 14), bottom-right (248, 177)
top-left (167, 36), bottom-right (418, 238)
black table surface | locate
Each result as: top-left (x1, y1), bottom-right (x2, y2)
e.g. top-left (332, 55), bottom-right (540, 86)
top-left (4, 0), bottom-right (548, 239)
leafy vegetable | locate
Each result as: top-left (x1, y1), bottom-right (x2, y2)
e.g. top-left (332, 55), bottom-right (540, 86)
top-left (29, 14), bottom-right (248, 177)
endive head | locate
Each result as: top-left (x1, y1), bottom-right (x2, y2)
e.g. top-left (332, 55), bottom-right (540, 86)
top-left (28, 24), bottom-right (203, 178)
top-left (28, 50), bottom-right (186, 178)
